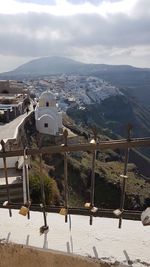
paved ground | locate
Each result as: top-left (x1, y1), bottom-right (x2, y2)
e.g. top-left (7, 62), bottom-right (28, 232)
top-left (0, 106), bottom-right (33, 170)
top-left (0, 209), bottom-right (150, 266)
top-left (0, 108), bottom-right (33, 142)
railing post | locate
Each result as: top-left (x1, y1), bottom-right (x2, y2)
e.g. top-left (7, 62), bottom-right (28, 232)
top-left (118, 123), bottom-right (132, 228)
top-left (1, 140), bottom-right (12, 217)
top-left (23, 147), bottom-right (30, 219)
top-left (63, 129), bottom-right (69, 223)
top-left (39, 153), bottom-right (49, 233)
top-left (90, 127), bottom-right (97, 225)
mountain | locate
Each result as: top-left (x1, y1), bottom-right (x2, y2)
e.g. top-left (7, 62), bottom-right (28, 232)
top-left (0, 57), bottom-right (85, 77)
top-left (0, 56), bottom-right (147, 78)
top-left (0, 56), bottom-right (150, 107)
top-left (15, 56), bottom-right (85, 75)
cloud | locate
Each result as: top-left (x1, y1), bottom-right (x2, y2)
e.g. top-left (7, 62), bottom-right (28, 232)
top-left (0, 0), bottom-right (138, 16)
top-left (68, 0), bottom-right (121, 5)
top-left (16, 0), bottom-right (122, 4)
top-left (16, 0), bottom-right (55, 4)
top-left (133, 0), bottom-right (150, 16)
top-left (0, 12), bottom-right (150, 56)
top-left (68, 0), bottom-right (101, 4)
top-left (68, 0), bottom-right (121, 4)
top-left (0, 0), bottom-right (149, 69)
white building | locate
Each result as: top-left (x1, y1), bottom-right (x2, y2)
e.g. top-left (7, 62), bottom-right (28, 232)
top-left (35, 91), bottom-right (62, 135)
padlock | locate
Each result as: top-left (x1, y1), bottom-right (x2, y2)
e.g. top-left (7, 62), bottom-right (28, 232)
top-left (59, 208), bottom-right (67, 216)
top-left (19, 206), bottom-right (29, 216)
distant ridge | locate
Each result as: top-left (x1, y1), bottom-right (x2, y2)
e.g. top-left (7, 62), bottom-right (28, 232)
top-left (0, 56), bottom-right (147, 78)
top-left (0, 56), bottom-right (150, 106)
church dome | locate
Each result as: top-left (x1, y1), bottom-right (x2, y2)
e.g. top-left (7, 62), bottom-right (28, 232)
top-left (40, 91), bottom-right (55, 101)
top-left (39, 90), bottom-right (56, 108)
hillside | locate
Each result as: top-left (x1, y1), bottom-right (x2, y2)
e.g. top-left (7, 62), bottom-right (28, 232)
top-left (20, 112), bottom-right (150, 209)
top-left (67, 94), bottom-right (150, 139)
top-left (92, 68), bottom-right (150, 107)
top-left (67, 94), bottom-right (150, 176)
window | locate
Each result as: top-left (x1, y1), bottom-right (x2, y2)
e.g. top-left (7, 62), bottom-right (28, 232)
top-left (44, 123), bottom-right (48, 128)
top-left (46, 102), bottom-right (49, 107)
top-left (1, 90), bottom-right (9, 94)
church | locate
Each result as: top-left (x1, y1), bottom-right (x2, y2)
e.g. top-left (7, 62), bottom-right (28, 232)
top-left (35, 91), bottom-right (62, 135)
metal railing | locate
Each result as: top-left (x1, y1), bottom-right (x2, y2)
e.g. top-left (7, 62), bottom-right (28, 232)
top-left (0, 127), bottom-right (150, 231)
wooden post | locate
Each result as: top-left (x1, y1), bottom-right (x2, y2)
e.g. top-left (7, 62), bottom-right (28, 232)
top-left (63, 129), bottom-right (68, 223)
top-left (118, 123), bottom-right (132, 228)
top-left (1, 140), bottom-right (12, 217)
top-left (90, 127), bottom-right (97, 225)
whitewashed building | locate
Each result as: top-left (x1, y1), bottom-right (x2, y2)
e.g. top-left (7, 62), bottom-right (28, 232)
top-left (35, 91), bottom-right (62, 135)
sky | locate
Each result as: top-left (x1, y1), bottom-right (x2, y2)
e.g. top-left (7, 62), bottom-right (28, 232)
top-left (0, 0), bottom-right (150, 72)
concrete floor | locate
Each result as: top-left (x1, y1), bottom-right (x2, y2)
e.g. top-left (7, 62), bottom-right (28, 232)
top-left (0, 209), bottom-right (150, 266)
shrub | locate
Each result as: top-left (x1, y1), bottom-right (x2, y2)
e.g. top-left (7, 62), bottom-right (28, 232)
top-left (29, 172), bottom-right (60, 205)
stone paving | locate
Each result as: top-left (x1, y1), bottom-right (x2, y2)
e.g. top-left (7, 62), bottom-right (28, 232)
top-left (0, 108), bottom-right (33, 142)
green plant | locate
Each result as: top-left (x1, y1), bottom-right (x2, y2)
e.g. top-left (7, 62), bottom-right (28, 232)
top-left (29, 168), bottom-right (60, 205)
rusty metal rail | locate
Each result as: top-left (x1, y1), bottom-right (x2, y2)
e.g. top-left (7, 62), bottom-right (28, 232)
top-left (0, 203), bottom-right (141, 221)
top-left (0, 137), bottom-right (150, 158)
top-left (0, 135), bottom-right (150, 226)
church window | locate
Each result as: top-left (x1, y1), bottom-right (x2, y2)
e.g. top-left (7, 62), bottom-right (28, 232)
top-left (44, 123), bottom-right (48, 128)
top-left (2, 90), bottom-right (9, 94)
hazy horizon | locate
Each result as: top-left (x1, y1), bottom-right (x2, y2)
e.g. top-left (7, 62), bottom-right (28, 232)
top-left (0, 0), bottom-right (149, 72)
top-left (0, 55), bottom-right (149, 75)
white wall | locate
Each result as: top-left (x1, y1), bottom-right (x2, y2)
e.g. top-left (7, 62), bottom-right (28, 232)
top-left (36, 114), bottom-right (58, 135)
top-left (35, 92), bottom-right (63, 136)
top-left (39, 98), bottom-right (56, 107)
top-left (35, 107), bottom-right (57, 119)
top-left (58, 112), bottom-right (62, 128)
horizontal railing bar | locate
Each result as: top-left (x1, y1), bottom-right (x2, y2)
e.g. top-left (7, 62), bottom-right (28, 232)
top-left (0, 137), bottom-right (150, 158)
top-left (0, 203), bottom-right (141, 220)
